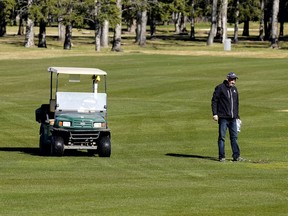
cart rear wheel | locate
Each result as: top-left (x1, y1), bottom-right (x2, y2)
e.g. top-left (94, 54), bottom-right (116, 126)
top-left (39, 124), bottom-right (52, 156)
top-left (39, 134), bottom-right (52, 156)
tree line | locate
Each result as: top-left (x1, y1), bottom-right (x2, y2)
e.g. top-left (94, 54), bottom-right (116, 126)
top-left (0, 0), bottom-right (287, 51)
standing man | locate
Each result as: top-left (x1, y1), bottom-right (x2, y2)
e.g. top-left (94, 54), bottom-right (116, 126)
top-left (211, 72), bottom-right (244, 162)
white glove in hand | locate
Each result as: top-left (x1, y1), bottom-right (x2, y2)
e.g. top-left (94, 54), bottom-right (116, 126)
top-left (236, 119), bottom-right (242, 132)
top-left (213, 115), bottom-right (218, 121)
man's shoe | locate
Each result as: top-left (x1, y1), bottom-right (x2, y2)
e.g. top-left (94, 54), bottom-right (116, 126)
top-left (219, 158), bottom-right (226, 162)
top-left (233, 157), bottom-right (245, 162)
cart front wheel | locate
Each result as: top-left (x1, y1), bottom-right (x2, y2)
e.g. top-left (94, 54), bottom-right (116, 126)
top-left (52, 136), bottom-right (65, 156)
top-left (98, 136), bottom-right (111, 157)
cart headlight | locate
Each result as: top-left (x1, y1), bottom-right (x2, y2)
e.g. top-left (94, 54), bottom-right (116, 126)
top-left (93, 122), bottom-right (105, 128)
top-left (59, 121), bottom-right (71, 127)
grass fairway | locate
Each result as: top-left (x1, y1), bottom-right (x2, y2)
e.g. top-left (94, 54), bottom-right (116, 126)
top-left (0, 53), bottom-right (288, 216)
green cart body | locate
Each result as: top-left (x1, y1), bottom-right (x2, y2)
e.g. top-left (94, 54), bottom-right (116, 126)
top-left (35, 67), bottom-right (111, 157)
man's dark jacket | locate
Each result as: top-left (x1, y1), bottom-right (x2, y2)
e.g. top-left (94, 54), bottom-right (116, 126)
top-left (211, 80), bottom-right (239, 119)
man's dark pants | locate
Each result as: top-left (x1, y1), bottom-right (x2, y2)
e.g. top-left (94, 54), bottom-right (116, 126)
top-left (218, 118), bottom-right (240, 160)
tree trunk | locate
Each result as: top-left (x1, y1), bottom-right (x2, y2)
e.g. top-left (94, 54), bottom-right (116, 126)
top-left (279, 21), bottom-right (284, 37)
top-left (139, 9), bottom-right (147, 46)
top-left (38, 20), bottom-right (47, 48)
top-left (101, 20), bottom-right (109, 48)
top-left (24, 18), bottom-right (34, 47)
top-left (264, 5), bottom-right (271, 41)
top-left (259, 0), bottom-right (264, 41)
top-left (190, 0), bottom-right (195, 40)
top-left (95, 22), bottom-right (101, 51)
top-left (128, 18), bottom-right (136, 34)
top-left (174, 12), bottom-right (181, 34)
top-left (0, 23), bottom-right (6, 37)
top-left (233, 0), bottom-right (239, 43)
top-left (58, 17), bottom-right (65, 41)
top-left (111, 0), bottom-right (122, 52)
top-left (180, 14), bottom-right (187, 33)
top-left (215, 8), bottom-right (222, 39)
top-left (135, 11), bottom-right (141, 43)
top-left (207, 0), bottom-right (218, 45)
top-left (24, 0), bottom-right (34, 47)
top-left (17, 17), bottom-right (24, 35)
top-left (242, 19), bottom-right (249, 36)
top-left (221, 0), bottom-right (228, 43)
top-left (95, 0), bottom-right (101, 51)
top-left (149, 8), bottom-right (156, 38)
top-left (279, 0), bottom-right (285, 37)
top-left (18, 17), bottom-right (24, 35)
top-left (270, 0), bottom-right (279, 48)
top-left (0, 3), bottom-right (6, 37)
top-left (63, 24), bottom-right (72, 50)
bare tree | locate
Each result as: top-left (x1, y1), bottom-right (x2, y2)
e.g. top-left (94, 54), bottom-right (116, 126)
top-left (63, 24), bottom-right (72, 49)
top-left (233, 0), bottom-right (239, 43)
top-left (63, 3), bottom-right (73, 50)
top-left (139, 9), bottom-right (147, 46)
top-left (24, 0), bottom-right (34, 47)
top-left (190, 0), bottom-right (195, 40)
top-left (207, 0), bottom-right (218, 45)
top-left (173, 12), bottom-right (181, 34)
top-left (259, 0), bottom-right (265, 41)
top-left (95, 0), bottom-right (101, 51)
top-left (58, 17), bottom-right (65, 41)
top-left (101, 20), bottom-right (109, 48)
top-left (38, 20), bottom-right (47, 48)
top-left (135, 11), bottom-right (141, 43)
top-left (221, 0), bottom-right (228, 43)
top-left (111, 0), bottom-right (122, 52)
top-left (270, 0), bottom-right (279, 48)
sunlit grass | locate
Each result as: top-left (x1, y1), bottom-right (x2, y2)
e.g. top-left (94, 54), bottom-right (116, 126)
top-left (0, 30), bottom-right (288, 216)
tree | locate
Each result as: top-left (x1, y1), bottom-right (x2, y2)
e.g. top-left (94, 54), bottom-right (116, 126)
top-left (76, 0), bottom-right (119, 51)
top-left (24, 0), bottom-right (34, 47)
top-left (30, 0), bottom-right (58, 48)
top-left (189, 0), bottom-right (195, 40)
top-left (233, 0), bottom-right (240, 43)
top-left (207, 0), bottom-right (218, 45)
top-left (221, 0), bottom-right (228, 43)
top-left (0, 0), bottom-right (16, 37)
top-left (0, 1), bottom-right (7, 36)
top-left (270, 0), bottom-right (279, 48)
top-left (149, 0), bottom-right (158, 38)
top-left (111, 0), bottom-right (122, 51)
top-left (258, 0), bottom-right (264, 41)
top-left (55, 0), bottom-right (86, 50)
top-left (94, 0), bottom-right (101, 51)
top-left (138, 7), bottom-right (147, 46)
top-left (170, 0), bottom-right (187, 34)
top-left (238, 0), bottom-right (261, 37)
top-left (62, 1), bottom-right (74, 50)
top-left (134, 0), bottom-right (148, 46)
top-left (279, 0), bottom-right (288, 37)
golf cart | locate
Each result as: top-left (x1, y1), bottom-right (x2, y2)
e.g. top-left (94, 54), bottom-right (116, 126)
top-left (35, 67), bottom-right (111, 157)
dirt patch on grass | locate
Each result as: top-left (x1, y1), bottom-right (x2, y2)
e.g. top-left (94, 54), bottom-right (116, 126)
top-left (1, 45), bottom-right (288, 60)
top-left (128, 49), bottom-right (288, 59)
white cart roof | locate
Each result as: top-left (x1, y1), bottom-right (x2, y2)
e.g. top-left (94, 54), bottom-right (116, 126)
top-left (48, 67), bottom-right (107, 75)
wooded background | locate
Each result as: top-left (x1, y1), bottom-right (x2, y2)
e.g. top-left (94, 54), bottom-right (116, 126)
top-left (0, 0), bottom-right (287, 50)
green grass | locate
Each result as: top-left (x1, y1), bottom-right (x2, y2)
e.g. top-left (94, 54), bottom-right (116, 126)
top-left (0, 51), bottom-right (288, 215)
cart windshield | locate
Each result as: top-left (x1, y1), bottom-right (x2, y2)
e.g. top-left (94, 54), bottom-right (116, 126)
top-left (56, 92), bottom-right (107, 112)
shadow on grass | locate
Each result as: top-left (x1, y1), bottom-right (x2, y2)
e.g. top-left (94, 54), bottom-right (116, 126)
top-left (166, 153), bottom-right (218, 161)
top-left (0, 147), bottom-right (95, 157)
top-left (0, 147), bottom-right (39, 155)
